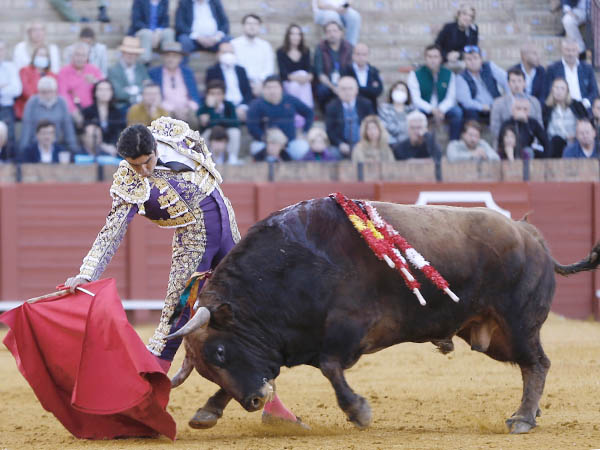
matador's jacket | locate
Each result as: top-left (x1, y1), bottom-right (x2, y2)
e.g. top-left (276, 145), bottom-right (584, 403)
top-left (77, 117), bottom-right (241, 356)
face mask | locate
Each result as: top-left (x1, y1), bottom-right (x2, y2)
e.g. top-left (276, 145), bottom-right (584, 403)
top-left (219, 53), bottom-right (236, 67)
top-left (34, 56), bottom-right (49, 69)
top-left (392, 89), bottom-right (407, 104)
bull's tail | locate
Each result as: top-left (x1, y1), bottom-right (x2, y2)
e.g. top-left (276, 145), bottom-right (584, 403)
top-left (553, 242), bottom-right (600, 276)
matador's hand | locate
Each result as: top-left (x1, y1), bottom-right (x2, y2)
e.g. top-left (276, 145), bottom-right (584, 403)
top-left (64, 276), bottom-right (88, 294)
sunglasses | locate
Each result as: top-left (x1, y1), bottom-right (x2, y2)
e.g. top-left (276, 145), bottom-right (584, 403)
top-left (464, 45), bottom-right (481, 54)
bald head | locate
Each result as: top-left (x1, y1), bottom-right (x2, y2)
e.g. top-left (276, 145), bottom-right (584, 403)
top-left (337, 76), bottom-right (358, 103)
top-left (561, 38), bottom-right (580, 66)
top-left (353, 43), bottom-right (369, 68)
top-left (520, 43), bottom-right (539, 68)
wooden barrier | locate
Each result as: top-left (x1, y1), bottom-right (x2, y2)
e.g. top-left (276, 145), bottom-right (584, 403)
top-left (1, 181), bottom-right (599, 320)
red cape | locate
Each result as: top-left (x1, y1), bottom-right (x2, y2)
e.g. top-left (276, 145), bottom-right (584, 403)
top-left (0, 278), bottom-right (176, 440)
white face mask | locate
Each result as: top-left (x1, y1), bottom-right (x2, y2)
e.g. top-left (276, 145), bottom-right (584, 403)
top-left (34, 56), bottom-right (49, 69)
top-left (219, 52), bottom-right (236, 67)
top-left (392, 89), bottom-right (407, 104)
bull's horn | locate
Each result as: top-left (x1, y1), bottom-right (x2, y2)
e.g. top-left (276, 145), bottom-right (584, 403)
top-left (166, 307), bottom-right (211, 340)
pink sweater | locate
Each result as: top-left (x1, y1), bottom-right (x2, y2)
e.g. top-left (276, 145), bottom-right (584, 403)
top-left (57, 63), bottom-right (104, 112)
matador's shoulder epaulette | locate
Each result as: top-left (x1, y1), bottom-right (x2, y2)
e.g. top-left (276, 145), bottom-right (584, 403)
top-left (109, 160), bottom-right (151, 205)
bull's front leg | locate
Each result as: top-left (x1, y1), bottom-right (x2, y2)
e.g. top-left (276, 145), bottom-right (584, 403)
top-left (320, 358), bottom-right (372, 428)
top-left (188, 388), bottom-right (232, 429)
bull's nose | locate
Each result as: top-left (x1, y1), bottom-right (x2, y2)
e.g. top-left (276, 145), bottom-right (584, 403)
top-left (244, 394), bottom-right (266, 412)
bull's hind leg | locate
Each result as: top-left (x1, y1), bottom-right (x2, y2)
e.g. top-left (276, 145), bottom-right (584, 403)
top-left (320, 359), bottom-right (372, 428)
top-left (505, 336), bottom-right (551, 434)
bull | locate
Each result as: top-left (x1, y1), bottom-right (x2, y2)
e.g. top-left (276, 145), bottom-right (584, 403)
top-left (167, 197), bottom-right (600, 434)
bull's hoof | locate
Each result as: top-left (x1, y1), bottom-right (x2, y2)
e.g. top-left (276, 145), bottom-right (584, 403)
top-left (347, 397), bottom-right (372, 429)
top-left (262, 411), bottom-right (311, 430)
top-left (188, 408), bottom-right (221, 429)
top-left (505, 415), bottom-right (536, 434)
top-left (432, 339), bottom-right (454, 354)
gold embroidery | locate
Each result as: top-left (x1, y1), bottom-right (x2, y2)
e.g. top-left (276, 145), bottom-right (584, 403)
top-left (109, 160), bottom-right (150, 205)
top-left (151, 211), bottom-right (196, 228)
top-left (157, 189), bottom-right (179, 209)
top-left (167, 201), bottom-right (189, 218)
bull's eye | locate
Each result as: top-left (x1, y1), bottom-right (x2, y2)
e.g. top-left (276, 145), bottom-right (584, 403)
top-left (215, 345), bottom-right (226, 364)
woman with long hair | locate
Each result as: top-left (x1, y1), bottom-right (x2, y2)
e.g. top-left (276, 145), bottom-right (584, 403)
top-left (276, 24), bottom-right (313, 129)
top-left (378, 80), bottom-right (414, 149)
top-left (351, 115), bottom-right (394, 162)
top-left (81, 79), bottom-right (126, 155)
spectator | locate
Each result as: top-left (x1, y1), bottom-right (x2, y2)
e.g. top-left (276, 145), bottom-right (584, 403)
top-left (378, 80), bottom-right (414, 148)
top-left (0, 121), bottom-right (7, 161)
top-left (325, 76), bottom-right (374, 158)
top-left (15, 46), bottom-right (56, 120)
top-left (592, 98), bottom-right (600, 134)
top-left (302, 127), bottom-right (341, 161)
top-left (456, 45), bottom-right (508, 122)
top-left (126, 81), bottom-right (169, 126)
top-left (20, 76), bottom-right (78, 155)
top-left (545, 38), bottom-right (598, 109)
top-left (82, 80), bottom-right (125, 151)
top-left (13, 22), bottom-right (61, 73)
top-left (314, 21), bottom-right (353, 111)
top-left (253, 128), bottom-right (292, 162)
top-left (351, 115), bottom-right (394, 163)
top-left (393, 110), bottom-right (442, 161)
top-left (247, 75), bottom-right (313, 160)
top-left (207, 125), bottom-right (229, 164)
top-left (543, 78), bottom-right (588, 158)
top-left (148, 42), bottom-right (201, 124)
top-left (497, 97), bottom-right (547, 159)
top-left (446, 120), bottom-right (499, 162)
top-left (129, 0), bottom-right (176, 64)
top-left (197, 80), bottom-right (241, 164)
top-left (497, 125), bottom-right (518, 161)
top-left (63, 27), bottom-right (108, 76)
top-left (176, 0), bottom-right (229, 54)
top-left (232, 14), bottom-right (275, 96)
top-left (206, 42), bottom-right (253, 121)
top-left (511, 43), bottom-right (546, 104)
top-left (76, 123), bottom-right (114, 158)
top-left (341, 43), bottom-right (383, 112)
top-left (48, 0), bottom-right (110, 22)
top-left (108, 37), bottom-right (149, 110)
top-left (563, 119), bottom-right (599, 158)
top-left (277, 24), bottom-right (314, 129)
top-left (57, 42), bottom-right (103, 128)
top-left (490, 67), bottom-right (543, 141)
top-left (434, 3), bottom-right (478, 70)
top-left (0, 40), bottom-right (23, 161)
top-left (407, 44), bottom-right (463, 140)
top-left (19, 120), bottom-right (65, 163)
top-left (312, 0), bottom-right (361, 45)
top-left (561, 0), bottom-right (587, 53)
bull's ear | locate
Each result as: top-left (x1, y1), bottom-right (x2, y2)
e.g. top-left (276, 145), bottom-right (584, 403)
top-left (209, 303), bottom-right (234, 328)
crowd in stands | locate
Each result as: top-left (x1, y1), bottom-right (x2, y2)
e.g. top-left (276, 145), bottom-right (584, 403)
top-left (1, 0), bottom-right (600, 166)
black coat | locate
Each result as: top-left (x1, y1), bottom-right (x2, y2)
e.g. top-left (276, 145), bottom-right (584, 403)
top-left (542, 100), bottom-right (589, 129)
top-left (434, 21), bottom-right (479, 61)
top-left (341, 64), bottom-right (383, 112)
top-left (205, 64), bottom-right (253, 106)
top-left (510, 63), bottom-right (546, 104)
top-left (82, 105), bottom-right (126, 145)
top-left (128, 0), bottom-right (170, 35)
top-left (325, 97), bottom-right (374, 148)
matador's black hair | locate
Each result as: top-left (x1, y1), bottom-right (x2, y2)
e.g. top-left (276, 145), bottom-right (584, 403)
top-left (116, 124), bottom-right (156, 159)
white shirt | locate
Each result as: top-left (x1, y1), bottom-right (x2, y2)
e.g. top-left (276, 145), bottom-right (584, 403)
top-left (0, 60), bottom-right (23, 106)
top-left (221, 64), bottom-right (243, 106)
top-left (312, 0), bottom-right (345, 13)
top-left (407, 69), bottom-right (456, 114)
top-left (231, 35), bottom-right (275, 83)
top-left (156, 141), bottom-right (197, 169)
top-left (13, 41), bottom-right (61, 73)
top-left (352, 63), bottom-right (369, 87)
top-left (191, 0), bottom-right (218, 40)
top-left (39, 146), bottom-right (53, 164)
top-left (562, 59), bottom-right (582, 102)
top-left (520, 63), bottom-right (537, 96)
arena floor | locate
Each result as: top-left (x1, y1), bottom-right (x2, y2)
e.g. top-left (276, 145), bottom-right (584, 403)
top-left (1, 313), bottom-right (599, 450)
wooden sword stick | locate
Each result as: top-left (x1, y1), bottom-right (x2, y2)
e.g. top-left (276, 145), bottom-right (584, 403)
top-left (26, 287), bottom-right (96, 304)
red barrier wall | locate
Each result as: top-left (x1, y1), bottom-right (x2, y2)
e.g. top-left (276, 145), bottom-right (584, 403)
top-left (1, 182), bottom-right (598, 320)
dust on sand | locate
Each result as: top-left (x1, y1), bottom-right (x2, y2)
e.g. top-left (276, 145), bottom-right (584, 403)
top-left (1, 313), bottom-right (599, 450)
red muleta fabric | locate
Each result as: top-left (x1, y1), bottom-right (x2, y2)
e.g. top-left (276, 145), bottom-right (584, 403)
top-left (0, 278), bottom-right (176, 440)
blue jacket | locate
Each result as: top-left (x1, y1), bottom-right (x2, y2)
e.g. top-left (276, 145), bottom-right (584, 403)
top-left (325, 96), bottom-right (374, 148)
top-left (19, 143), bottom-right (64, 163)
top-left (149, 64), bottom-right (202, 105)
top-left (205, 63), bottom-right (253, 106)
top-left (246, 94), bottom-right (314, 142)
top-left (510, 63), bottom-right (546, 104)
top-left (544, 61), bottom-right (599, 105)
top-left (460, 62), bottom-right (501, 100)
top-left (129, 0), bottom-right (170, 35)
top-left (175, 0), bottom-right (229, 38)
top-left (563, 141), bottom-right (599, 158)
top-left (341, 64), bottom-right (383, 112)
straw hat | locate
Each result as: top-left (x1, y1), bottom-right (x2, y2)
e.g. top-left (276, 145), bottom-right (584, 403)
top-left (118, 36), bottom-right (143, 54)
